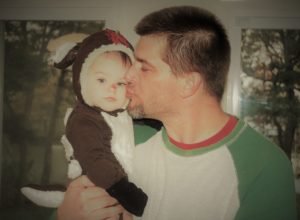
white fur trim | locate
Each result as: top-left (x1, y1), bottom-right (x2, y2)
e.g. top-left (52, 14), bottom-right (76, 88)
top-left (51, 42), bottom-right (77, 64)
top-left (61, 135), bottom-right (74, 161)
top-left (63, 108), bottom-right (73, 126)
top-left (68, 159), bottom-right (82, 179)
top-left (60, 135), bottom-right (83, 179)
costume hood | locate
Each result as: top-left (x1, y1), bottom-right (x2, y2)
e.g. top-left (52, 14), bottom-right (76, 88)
top-left (54, 29), bottom-right (134, 105)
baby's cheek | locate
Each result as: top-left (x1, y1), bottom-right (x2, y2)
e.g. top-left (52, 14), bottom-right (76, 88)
top-left (119, 89), bottom-right (127, 100)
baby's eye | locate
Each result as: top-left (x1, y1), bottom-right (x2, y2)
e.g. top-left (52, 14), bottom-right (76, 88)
top-left (98, 78), bottom-right (106, 83)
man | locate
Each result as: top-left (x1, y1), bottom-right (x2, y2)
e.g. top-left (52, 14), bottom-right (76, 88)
top-left (57, 6), bottom-right (297, 220)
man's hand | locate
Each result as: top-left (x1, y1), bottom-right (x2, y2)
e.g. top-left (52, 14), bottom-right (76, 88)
top-left (57, 175), bottom-right (123, 220)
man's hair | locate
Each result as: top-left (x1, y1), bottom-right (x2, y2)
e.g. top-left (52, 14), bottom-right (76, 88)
top-left (135, 6), bottom-right (231, 101)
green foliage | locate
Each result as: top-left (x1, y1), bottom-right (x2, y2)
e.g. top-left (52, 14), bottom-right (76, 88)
top-left (240, 28), bottom-right (300, 160)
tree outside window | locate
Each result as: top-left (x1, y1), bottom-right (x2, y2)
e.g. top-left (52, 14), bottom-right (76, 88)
top-left (240, 28), bottom-right (300, 175)
top-left (1, 20), bottom-right (104, 216)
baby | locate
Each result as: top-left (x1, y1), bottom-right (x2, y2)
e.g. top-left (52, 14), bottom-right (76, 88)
top-left (21, 29), bottom-right (147, 217)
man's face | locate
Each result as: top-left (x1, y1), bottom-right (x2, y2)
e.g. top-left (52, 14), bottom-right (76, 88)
top-left (125, 35), bottom-right (180, 119)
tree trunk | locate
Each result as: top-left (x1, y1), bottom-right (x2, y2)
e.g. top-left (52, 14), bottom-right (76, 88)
top-left (275, 86), bottom-right (298, 160)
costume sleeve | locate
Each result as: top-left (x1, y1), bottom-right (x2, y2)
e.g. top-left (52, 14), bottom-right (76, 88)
top-left (66, 114), bottom-right (125, 189)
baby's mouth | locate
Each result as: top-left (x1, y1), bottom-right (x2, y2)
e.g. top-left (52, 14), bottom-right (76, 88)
top-left (105, 97), bottom-right (117, 102)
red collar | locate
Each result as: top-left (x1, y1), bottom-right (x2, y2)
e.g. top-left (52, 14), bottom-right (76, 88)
top-left (168, 116), bottom-right (238, 150)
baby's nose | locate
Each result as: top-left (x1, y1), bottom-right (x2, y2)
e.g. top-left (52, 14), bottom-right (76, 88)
top-left (110, 84), bottom-right (117, 90)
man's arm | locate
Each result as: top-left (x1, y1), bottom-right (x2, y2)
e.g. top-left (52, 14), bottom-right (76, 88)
top-left (234, 150), bottom-right (297, 220)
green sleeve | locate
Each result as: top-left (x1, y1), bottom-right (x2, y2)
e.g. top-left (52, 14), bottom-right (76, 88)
top-left (234, 153), bottom-right (297, 220)
top-left (230, 126), bottom-right (297, 220)
top-left (134, 123), bottom-right (158, 145)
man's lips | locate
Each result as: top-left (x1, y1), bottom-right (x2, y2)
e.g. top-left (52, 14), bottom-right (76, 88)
top-left (126, 88), bottom-right (135, 98)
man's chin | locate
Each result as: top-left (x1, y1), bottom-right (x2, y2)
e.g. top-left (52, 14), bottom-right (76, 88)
top-left (127, 104), bottom-right (145, 119)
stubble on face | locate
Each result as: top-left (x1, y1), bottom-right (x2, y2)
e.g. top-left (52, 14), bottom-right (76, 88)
top-left (126, 35), bottom-right (170, 120)
top-left (127, 101), bottom-right (145, 119)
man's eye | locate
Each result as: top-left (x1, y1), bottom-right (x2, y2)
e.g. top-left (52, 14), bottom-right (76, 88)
top-left (117, 82), bottom-right (127, 86)
top-left (98, 78), bottom-right (105, 83)
top-left (141, 67), bottom-right (149, 72)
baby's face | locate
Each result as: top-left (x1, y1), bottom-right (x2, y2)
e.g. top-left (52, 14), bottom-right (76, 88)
top-left (81, 52), bottom-right (130, 112)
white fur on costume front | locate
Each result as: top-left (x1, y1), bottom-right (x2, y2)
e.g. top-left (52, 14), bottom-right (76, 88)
top-left (101, 110), bottom-right (135, 175)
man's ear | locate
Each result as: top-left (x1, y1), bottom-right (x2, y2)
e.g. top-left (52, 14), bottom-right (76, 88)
top-left (179, 72), bottom-right (202, 98)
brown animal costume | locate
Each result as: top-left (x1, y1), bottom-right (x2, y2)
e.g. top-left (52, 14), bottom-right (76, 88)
top-left (21, 29), bottom-right (147, 217)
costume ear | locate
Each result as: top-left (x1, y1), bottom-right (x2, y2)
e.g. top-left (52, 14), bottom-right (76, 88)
top-left (54, 43), bottom-right (81, 69)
